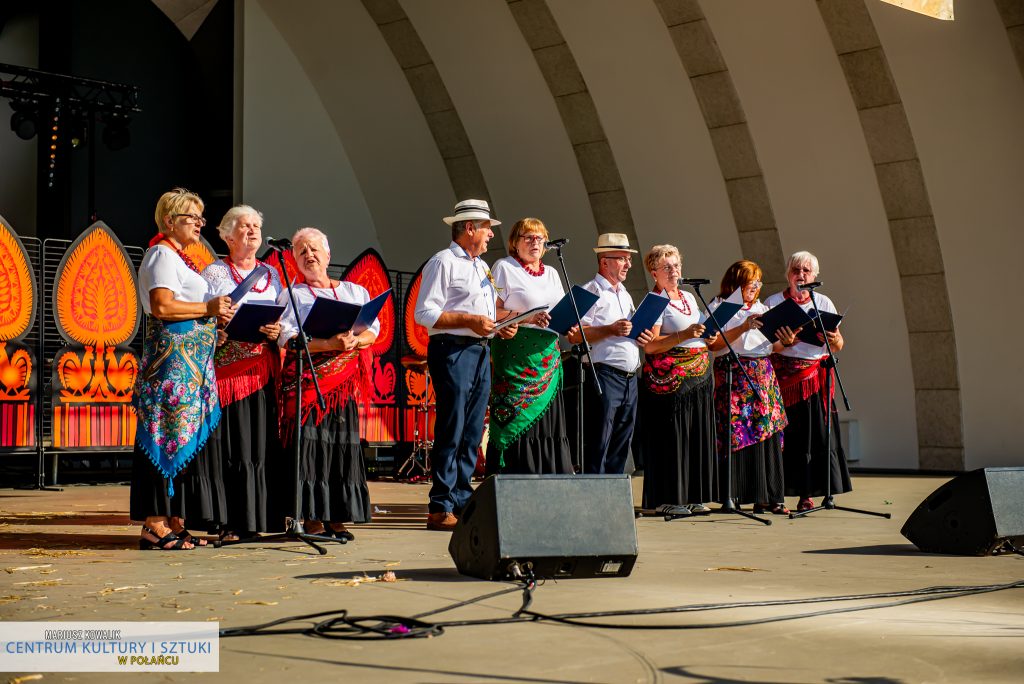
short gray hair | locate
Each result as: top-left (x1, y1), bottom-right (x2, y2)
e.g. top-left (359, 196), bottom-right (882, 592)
top-left (787, 250), bottom-right (819, 278)
top-left (217, 204), bottom-right (263, 241)
top-left (292, 227), bottom-right (331, 255)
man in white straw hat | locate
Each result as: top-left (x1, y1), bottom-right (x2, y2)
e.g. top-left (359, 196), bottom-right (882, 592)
top-left (568, 233), bottom-right (655, 474)
top-left (415, 199), bottom-right (518, 531)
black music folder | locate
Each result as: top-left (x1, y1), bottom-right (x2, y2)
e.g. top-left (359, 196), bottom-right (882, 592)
top-left (797, 310), bottom-right (844, 346)
top-left (301, 288), bottom-right (392, 339)
top-left (700, 289), bottom-right (743, 339)
top-left (224, 302), bottom-right (286, 344)
top-left (758, 298), bottom-right (814, 342)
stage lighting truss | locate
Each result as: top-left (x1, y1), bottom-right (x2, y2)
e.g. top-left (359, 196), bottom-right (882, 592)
top-left (0, 62), bottom-right (141, 153)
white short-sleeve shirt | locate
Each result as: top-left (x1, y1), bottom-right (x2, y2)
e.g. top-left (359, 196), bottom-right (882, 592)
top-left (580, 274), bottom-right (640, 372)
top-left (709, 298), bottom-right (772, 358)
top-left (762, 290), bottom-right (838, 360)
top-left (491, 256), bottom-right (564, 329)
top-left (654, 290), bottom-right (706, 350)
top-left (138, 245), bottom-right (211, 313)
top-left (202, 258), bottom-right (283, 305)
top-left (277, 280), bottom-right (381, 347)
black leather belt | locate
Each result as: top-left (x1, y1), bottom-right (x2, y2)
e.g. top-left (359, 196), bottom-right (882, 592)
top-left (431, 333), bottom-right (489, 347)
top-left (592, 362), bottom-right (638, 379)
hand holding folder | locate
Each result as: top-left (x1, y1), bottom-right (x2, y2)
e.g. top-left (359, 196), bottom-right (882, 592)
top-left (224, 302), bottom-right (286, 343)
top-left (758, 298), bottom-right (814, 342)
top-left (544, 286), bottom-right (600, 335)
top-left (301, 289), bottom-right (392, 339)
top-left (627, 293), bottom-right (670, 340)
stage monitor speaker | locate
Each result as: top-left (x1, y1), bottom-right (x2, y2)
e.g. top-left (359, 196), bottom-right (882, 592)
top-left (449, 474), bottom-right (638, 580)
top-left (901, 467), bottom-right (1024, 556)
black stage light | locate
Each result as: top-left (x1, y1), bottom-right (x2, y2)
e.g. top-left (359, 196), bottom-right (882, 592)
top-left (9, 101), bottom-right (38, 140)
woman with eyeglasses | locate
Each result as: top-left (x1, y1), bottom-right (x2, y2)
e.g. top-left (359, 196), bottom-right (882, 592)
top-left (131, 188), bottom-right (236, 550)
top-left (636, 245), bottom-right (719, 514)
top-left (199, 205), bottom-right (283, 542)
top-left (708, 260), bottom-right (789, 515)
top-left (763, 251), bottom-right (850, 512)
top-left (486, 218), bottom-right (574, 475)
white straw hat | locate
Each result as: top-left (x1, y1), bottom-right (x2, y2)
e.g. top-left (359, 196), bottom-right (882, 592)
top-left (593, 232), bottom-right (638, 254)
top-left (442, 199), bottom-right (501, 226)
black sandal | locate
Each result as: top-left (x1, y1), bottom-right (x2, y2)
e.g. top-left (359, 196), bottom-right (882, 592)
top-left (175, 529), bottom-right (209, 547)
top-left (139, 526), bottom-right (193, 551)
top-left (327, 523), bottom-right (354, 541)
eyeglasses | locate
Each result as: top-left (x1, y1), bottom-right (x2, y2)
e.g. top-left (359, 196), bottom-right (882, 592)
top-left (519, 235), bottom-right (545, 244)
top-left (790, 266), bottom-right (814, 274)
top-left (658, 263), bottom-right (681, 273)
top-left (744, 280), bottom-right (762, 289)
top-left (601, 255), bottom-right (632, 264)
top-left (173, 213), bottom-right (206, 227)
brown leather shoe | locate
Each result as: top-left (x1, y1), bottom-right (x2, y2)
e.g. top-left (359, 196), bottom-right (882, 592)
top-left (426, 511), bottom-right (458, 531)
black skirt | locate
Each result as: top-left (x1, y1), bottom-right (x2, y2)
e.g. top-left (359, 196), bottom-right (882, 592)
top-left (486, 390), bottom-right (574, 476)
top-left (271, 398), bottom-right (371, 524)
top-left (640, 372), bottom-right (716, 508)
top-left (716, 433), bottom-right (785, 506)
top-left (782, 395), bottom-right (852, 498)
top-left (201, 383), bottom-right (279, 532)
top-left (129, 440), bottom-right (225, 524)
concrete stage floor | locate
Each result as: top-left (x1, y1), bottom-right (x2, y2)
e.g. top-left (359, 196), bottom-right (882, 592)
top-left (1, 474), bottom-right (1022, 683)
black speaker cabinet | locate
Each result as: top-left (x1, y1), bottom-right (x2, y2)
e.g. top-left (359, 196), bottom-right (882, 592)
top-left (901, 467), bottom-right (1024, 555)
top-left (449, 474), bottom-right (638, 580)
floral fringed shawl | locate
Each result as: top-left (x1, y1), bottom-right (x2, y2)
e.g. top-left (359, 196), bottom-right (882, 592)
top-left (488, 327), bottom-right (562, 466)
top-left (134, 316), bottom-right (221, 496)
top-left (713, 355), bottom-right (787, 453)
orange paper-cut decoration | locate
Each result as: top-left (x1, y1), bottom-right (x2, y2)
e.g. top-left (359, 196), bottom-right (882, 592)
top-left (183, 237), bottom-right (217, 272)
top-left (53, 222), bottom-right (139, 347)
top-left (0, 215), bottom-right (36, 342)
top-left (404, 262), bottom-right (430, 358)
top-left (342, 248), bottom-right (395, 358)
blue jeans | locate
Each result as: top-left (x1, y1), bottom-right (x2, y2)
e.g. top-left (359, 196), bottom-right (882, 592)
top-left (426, 336), bottom-right (491, 513)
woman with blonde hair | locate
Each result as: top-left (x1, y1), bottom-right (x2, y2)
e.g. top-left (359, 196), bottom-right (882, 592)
top-left (637, 244), bottom-right (718, 513)
top-left (131, 188), bottom-right (235, 550)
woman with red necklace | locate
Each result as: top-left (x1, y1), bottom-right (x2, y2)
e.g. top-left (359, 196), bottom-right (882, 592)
top-left (764, 251), bottom-right (850, 512)
top-left (636, 245), bottom-right (719, 515)
top-left (708, 260), bottom-right (789, 515)
top-left (487, 218), bottom-right (574, 474)
top-left (275, 227), bottom-right (377, 540)
top-left (200, 205), bottom-right (283, 541)
top-left (131, 188), bottom-right (236, 550)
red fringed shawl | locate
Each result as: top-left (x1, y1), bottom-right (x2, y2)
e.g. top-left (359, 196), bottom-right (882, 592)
top-left (214, 341), bottom-right (281, 407)
top-left (770, 353), bottom-right (834, 409)
top-left (278, 347), bottom-right (372, 444)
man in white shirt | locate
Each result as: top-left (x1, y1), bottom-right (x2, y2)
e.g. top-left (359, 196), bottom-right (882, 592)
top-left (414, 199), bottom-right (517, 531)
top-left (570, 233), bottom-right (655, 474)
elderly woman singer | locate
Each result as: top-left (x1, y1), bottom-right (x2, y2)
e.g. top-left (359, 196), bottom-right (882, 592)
top-left (275, 227), bottom-right (377, 540)
top-left (200, 205), bottom-right (283, 540)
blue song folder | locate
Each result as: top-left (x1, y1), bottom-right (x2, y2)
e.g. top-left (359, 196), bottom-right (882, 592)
top-left (544, 285), bottom-right (600, 335)
top-left (224, 303), bottom-right (286, 344)
top-left (627, 293), bottom-right (670, 340)
top-left (301, 288), bottom-right (392, 339)
top-left (757, 298), bottom-right (814, 342)
top-left (700, 289), bottom-right (744, 338)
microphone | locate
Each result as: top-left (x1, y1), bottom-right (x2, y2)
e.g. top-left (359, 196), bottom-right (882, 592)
top-left (265, 236), bottom-right (292, 250)
top-left (678, 278), bottom-right (711, 286)
top-left (545, 238), bottom-right (568, 249)
top-left (797, 281), bottom-right (822, 291)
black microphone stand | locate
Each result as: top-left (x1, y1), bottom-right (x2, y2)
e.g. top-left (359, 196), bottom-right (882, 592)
top-left (688, 282), bottom-right (770, 526)
top-left (789, 283), bottom-right (889, 520)
top-left (551, 244), bottom-right (601, 474)
top-left (217, 244), bottom-right (343, 553)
